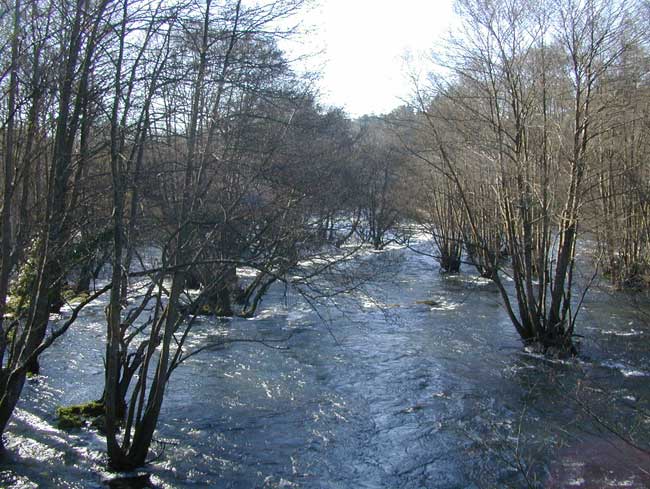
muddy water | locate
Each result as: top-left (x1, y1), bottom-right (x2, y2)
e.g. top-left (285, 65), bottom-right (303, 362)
top-left (1, 243), bottom-right (648, 488)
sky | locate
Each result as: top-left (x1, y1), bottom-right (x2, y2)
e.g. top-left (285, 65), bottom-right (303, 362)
top-left (289, 0), bottom-right (455, 117)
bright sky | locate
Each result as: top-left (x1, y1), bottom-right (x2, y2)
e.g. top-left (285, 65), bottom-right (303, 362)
top-left (293, 0), bottom-right (455, 117)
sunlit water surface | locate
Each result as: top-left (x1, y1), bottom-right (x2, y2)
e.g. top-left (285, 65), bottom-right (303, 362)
top-left (1, 243), bottom-right (649, 488)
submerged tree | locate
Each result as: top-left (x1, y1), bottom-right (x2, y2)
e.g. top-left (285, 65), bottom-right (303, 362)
top-left (98, 0), bottom-right (361, 470)
top-left (410, 0), bottom-right (633, 355)
top-left (0, 0), bottom-right (357, 468)
top-left (589, 36), bottom-right (650, 289)
top-left (353, 116), bottom-right (411, 250)
top-left (0, 0), bottom-right (115, 448)
top-left (420, 174), bottom-right (465, 273)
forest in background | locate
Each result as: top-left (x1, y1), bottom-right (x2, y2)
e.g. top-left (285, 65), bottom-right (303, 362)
top-left (0, 0), bottom-right (649, 474)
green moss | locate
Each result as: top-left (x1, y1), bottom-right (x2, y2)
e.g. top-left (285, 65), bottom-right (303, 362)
top-left (61, 288), bottom-right (90, 304)
top-left (7, 239), bottom-right (41, 318)
top-left (56, 401), bottom-right (104, 430)
top-left (57, 412), bottom-right (85, 430)
top-left (5, 292), bottom-right (31, 319)
top-left (3, 326), bottom-right (15, 345)
top-left (58, 400), bottom-right (104, 417)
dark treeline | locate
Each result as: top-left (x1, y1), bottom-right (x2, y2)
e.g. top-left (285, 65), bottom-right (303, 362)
top-left (1, 0), bottom-right (649, 474)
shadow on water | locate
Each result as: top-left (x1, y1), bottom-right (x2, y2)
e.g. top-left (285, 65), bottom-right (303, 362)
top-left (1, 244), bottom-right (649, 488)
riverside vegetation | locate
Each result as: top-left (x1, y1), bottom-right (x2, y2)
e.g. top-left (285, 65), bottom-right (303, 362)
top-left (0, 0), bottom-right (649, 485)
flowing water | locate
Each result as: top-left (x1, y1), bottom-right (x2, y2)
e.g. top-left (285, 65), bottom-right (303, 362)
top-left (1, 242), bottom-right (649, 488)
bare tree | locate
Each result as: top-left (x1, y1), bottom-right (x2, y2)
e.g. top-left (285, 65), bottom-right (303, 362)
top-left (0, 0), bottom-right (114, 448)
top-left (409, 0), bottom-right (632, 355)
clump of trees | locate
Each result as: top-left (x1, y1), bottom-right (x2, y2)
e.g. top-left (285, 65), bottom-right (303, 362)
top-left (353, 115), bottom-right (413, 250)
top-left (590, 40), bottom-right (650, 289)
top-left (405, 0), bottom-right (643, 355)
top-left (0, 0), bottom-right (120, 447)
top-left (0, 0), bottom-right (369, 470)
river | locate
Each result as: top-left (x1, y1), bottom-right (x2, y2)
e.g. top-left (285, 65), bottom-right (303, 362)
top-left (1, 240), bottom-right (649, 488)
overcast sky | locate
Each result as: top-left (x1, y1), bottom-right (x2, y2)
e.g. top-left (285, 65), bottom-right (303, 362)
top-left (288, 0), bottom-right (454, 117)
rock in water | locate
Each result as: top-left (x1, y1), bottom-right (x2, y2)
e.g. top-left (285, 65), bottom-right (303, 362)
top-left (104, 474), bottom-right (157, 489)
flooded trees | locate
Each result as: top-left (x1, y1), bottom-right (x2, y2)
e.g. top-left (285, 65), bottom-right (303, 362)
top-left (419, 176), bottom-right (465, 274)
top-left (0, 0), bottom-right (359, 468)
top-left (411, 0), bottom-right (632, 355)
top-left (99, 0), bottom-right (356, 470)
top-left (0, 0), bottom-right (113, 448)
top-left (590, 37), bottom-right (650, 289)
top-left (354, 116), bottom-right (410, 250)
top-left (102, 0), bottom-right (178, 469)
